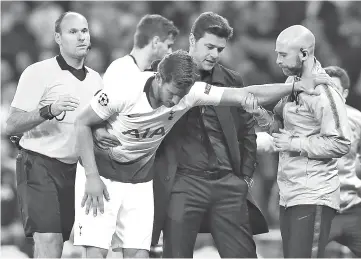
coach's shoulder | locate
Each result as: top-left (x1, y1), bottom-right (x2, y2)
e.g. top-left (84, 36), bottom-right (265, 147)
top-left (216, 63), bottom-right (244, 86)
top-left (217, 63), bottom-right (241, 78)
top-left (303, 84), bottom-right (343, 108)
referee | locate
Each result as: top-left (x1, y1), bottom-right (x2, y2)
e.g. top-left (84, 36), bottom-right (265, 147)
top-left (5, 12), bottom-right (103, 258)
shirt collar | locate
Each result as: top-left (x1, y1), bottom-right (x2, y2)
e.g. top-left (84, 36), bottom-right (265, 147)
top-left (56, 54), bottom-right (88, 81)
top-left (199, 69), bottom-right (211, 80)
top-left (210, 63), bottom-right (227, 84)
top-left (129, 54), bottom-right (139, 69)
top-left (198, 63), bottom-right (226, 84)
top-left (291, 57), bottom-right (326, 104)
top-left (312, 57), bottom-right (346, 102)
top-left (311, 57), bottom-right (326, 75)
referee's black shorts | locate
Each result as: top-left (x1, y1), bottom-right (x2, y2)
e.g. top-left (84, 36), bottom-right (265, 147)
top-left (16, 149), bottom-right (76, 241)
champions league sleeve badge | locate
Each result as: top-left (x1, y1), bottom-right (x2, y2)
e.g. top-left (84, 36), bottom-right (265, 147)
top-left (98, 92), bottom-right (109, 106)
top-left (204, 83), bottom-right (212, 95)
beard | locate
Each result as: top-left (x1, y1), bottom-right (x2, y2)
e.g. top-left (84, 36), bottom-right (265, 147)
top-left (280, 56), bottom-right (303, 76)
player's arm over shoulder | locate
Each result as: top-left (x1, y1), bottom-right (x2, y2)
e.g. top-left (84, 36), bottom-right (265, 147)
top-left (302, 85), bottom-right (351, 155)
top-left (184, 81), bottom-right (225, 107)
top-left (184, 67), bottom-right (244, 107)
top-left (309, 84), bottom-right (345, 113)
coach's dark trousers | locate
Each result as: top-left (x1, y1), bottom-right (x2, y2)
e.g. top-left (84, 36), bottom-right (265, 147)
top-left (280, 204), bottom-right (336, 258)
top-left (163, 170), bottom-right (256, 258)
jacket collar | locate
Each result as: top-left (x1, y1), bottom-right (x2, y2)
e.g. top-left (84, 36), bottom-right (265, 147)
top-left (312, 57), bottom-right (326, 75)
top-left (207, 63), bottom-right (227, 85)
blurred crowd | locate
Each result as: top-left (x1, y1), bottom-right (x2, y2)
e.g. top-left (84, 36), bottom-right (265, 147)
top-left (2, 1), bottom-right (361, 257)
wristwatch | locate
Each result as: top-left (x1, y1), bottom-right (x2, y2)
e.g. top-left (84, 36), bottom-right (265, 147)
top-left (39, 105), bottom-right (54, 120)
top-left (243, 175), bottom-right (254, 188)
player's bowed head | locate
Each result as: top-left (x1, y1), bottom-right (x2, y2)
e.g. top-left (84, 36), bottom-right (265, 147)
top-left (152, 50), bottom-right (198, 108)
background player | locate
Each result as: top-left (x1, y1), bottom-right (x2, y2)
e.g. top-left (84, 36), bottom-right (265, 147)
top-left (92, 14), bottom-right (179, 150)
top-left (324, 65), bottom-right (361, 257)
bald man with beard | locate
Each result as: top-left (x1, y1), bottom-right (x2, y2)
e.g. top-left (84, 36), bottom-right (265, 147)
top-left (248, 25), bottom-right (351, 257)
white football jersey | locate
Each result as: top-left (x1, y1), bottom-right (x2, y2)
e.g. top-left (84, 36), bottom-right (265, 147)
top-left (90, 72), bottom-right (225, 165)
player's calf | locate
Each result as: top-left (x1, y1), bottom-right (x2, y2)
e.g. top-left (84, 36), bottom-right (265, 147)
top-left (123, 248), bottom-right (149, 258)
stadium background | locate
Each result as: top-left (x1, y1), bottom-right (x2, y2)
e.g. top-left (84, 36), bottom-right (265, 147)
top-left (1, 1), bottom-right (361, 257)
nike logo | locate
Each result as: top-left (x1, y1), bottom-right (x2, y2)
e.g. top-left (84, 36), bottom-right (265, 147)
top-left (127, 114), bottom-right (142, 118)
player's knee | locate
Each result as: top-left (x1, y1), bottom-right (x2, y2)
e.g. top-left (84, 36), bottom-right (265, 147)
top-left (83, 246), bottom-right (108, 258)
top-left (33, 232), bottom-right (63, 246)
top-left (123, 248), bottom-right (149, 258)
top-left (33, 232), bottom-right (63, 257)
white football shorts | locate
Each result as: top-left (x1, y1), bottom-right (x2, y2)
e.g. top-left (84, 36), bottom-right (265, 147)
top-left (73, 162), bottom-right (154, 250)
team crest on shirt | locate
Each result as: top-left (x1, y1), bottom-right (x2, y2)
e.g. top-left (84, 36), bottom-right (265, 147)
top-left (98, 92), bottom-right (109, 106)
top-left (204, 83), bottom-right (212, 95)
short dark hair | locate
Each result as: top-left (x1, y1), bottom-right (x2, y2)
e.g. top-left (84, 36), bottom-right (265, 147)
top-left (55, 11), bottom-right (84, 34)
top-left (134, 14), bottom-right (179, 49)
top-left (191, 12), bottom-right (233, 41)
top-left (324, 66), bottom-right (351, 90)
top-left (157, 50), bottom-right (198, 90)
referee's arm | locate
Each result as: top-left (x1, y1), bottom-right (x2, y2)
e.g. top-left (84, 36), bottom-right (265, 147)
top-left (6, 96), bottom-right (80, 135)
top-left (6, 66), bottom-right (46, 135)
top-left (6, 107), bottom-right (47, 135)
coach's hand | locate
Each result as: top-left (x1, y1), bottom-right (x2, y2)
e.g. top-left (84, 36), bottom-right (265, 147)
top-left (93, 127), bottom-right (121, 149)
top-left (82, 174), bottom-right (110, 216)
top-left (295, 74), bottom-right (335, 95)
top-left (51, 95), bottom-right (80, 116)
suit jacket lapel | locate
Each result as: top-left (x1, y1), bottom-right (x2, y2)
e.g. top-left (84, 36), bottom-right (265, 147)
top-left (164, 115), bottom-right (186, 173)
top-left (215, 107), bottom-right (241, 176)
